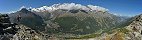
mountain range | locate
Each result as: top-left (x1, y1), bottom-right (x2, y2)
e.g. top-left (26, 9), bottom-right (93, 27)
top-left (0, 3), bottom-right (141, 40)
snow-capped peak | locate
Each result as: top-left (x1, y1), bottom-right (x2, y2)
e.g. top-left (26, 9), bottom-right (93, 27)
top-left (31, 3), bottom-right (109, 12)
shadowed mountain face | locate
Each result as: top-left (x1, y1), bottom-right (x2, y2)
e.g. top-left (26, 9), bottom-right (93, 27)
top-left (9, 8), bottom-right (46, 31)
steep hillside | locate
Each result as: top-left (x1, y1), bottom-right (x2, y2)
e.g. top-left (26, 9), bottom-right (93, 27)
top-left (74, 14), bottom-right (142, 40)
top-left (43, 9), bottom-right (130, 35)
top-left (9, 8), bottom-right (46, 31)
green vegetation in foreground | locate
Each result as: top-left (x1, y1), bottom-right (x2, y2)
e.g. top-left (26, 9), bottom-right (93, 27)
top-left (65, 33), bottom-right (101, 39)
top-left (102, 27), bottom-right (130, 35)
top-left (102, 27), bottom-right (130, 34)
top-left (66, 27), bottom-right (130, 39)
top-left (117, 28), bottom-right (130, 34)
top-left (78, 33), bottom-right (101, 39)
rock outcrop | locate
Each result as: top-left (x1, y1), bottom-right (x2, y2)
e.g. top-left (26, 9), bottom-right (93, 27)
top-left (0, 14), bottom-right (46, 40)
top-left (0, 14), bottom-right (18, 40)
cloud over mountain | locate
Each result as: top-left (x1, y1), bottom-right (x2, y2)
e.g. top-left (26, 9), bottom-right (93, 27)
top-left (31, 3), bottom-right (108, 12)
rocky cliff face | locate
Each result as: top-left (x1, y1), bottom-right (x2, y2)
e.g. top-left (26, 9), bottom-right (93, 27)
top-left (125, 14), bottom-right (142, 40)
top-left (0, 14), bottom-right (17, 40)
top-left (12, 24), bottom-right (45, 40)
top-left (0, 14), bottom-right (45, 40)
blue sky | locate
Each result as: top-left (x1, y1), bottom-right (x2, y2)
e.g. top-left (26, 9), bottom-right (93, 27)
top-left (0, 0), bottom-right (142, 16)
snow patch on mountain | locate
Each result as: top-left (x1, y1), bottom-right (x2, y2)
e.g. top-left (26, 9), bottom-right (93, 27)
top-left (31, 3), bottom-right (108, 12)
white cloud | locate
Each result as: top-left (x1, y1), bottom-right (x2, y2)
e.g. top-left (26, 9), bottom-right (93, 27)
top-left (20, 6), bottom-right (26, 9)
top-left (31, 3), bottom-right (109, 12)
top-left (87, 5), bottom-right (108, 12)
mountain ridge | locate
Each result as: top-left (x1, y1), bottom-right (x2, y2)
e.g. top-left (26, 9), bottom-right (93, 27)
top-left (1, 3), bottom-right (138, 40)
top-left (31, 3), bottom-right (108, 12)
